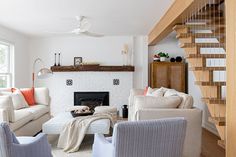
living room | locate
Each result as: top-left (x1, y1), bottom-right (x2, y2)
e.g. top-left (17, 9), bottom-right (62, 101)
top-left (0, 0), bottom-right (235, 157)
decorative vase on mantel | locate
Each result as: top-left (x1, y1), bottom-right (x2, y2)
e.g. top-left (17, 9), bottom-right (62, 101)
top-left (122, 44), bottom-right (131, 66)
top-left (122, 51), bottom-right (128, 66)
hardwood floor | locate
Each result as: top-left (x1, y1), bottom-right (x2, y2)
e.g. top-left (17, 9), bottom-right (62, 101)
top-left (201, 128), bottom-right (225, 157)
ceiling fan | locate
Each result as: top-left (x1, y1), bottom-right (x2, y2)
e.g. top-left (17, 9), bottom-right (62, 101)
top-left (47, 16), bottom-right (104, 37)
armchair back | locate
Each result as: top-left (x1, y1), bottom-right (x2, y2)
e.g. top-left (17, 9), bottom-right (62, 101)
top-left (112, 118), bottom-right (187, 157)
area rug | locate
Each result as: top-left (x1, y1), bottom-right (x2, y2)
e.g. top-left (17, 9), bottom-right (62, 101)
top-left (49, 135), bottom-right (93, 157)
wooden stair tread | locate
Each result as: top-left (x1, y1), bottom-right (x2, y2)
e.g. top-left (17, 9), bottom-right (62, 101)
top-left (218, 140), bottom-right (225, 149)
top-left (186, 54), bottom-right (226, 58)
top-left (173, 24), bottom-right (225, 30)
top-left (185, 23), bottom-right (225, 26)
top-left (208, 117), bottom-right (226, 126)
top-left (197, 11), bottom-right (223, 17)
top-left (195, 81), bottom-right (226, 86)
top-left (189, 67), bottom-right (226, 71)
top-left (176, 33), bottom-right (225, 39)
top-left (202, 98), bottom-right (226, 104)
top-left (199, 9), bottom-right (224, 15)
top-left (180, 43), bottom-right (225, 48)
top-left (193, 16), bottom-right (224, 21)
top-left (187, 17), bottom-right (224, 23)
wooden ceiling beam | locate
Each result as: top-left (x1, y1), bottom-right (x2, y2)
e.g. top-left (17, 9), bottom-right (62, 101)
top-left (148, 0), bottom-right (209, 46)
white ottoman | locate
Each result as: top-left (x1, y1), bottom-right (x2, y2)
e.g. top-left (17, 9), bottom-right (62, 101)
top-left (42, 112), bottom-right (110, 135)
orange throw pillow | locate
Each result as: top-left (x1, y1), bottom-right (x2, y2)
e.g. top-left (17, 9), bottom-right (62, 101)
top-left (143, 86), bottom-right (149, 96)
top-left (12, 88), bottom-right (36, 106)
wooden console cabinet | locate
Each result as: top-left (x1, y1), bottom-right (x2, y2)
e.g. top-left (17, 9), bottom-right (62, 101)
top-left (150, 62), bottom-right (186, 92)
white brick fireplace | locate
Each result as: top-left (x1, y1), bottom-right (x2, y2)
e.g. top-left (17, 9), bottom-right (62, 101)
top-left (38, 72), bottom-right (133, 116)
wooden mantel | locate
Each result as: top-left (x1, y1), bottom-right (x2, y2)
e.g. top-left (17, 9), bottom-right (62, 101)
top-left (51, 65), bottom-right (135, 72)
top-left (148, 0), bottom-right (209, 45)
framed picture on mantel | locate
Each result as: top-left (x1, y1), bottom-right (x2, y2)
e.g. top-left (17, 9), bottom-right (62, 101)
top-left (74, 57), bottom-right (83, 66)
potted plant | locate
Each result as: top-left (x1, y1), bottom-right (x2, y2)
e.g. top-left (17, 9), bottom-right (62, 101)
top-left (158, 52), bottom-right (169, 62)
top-left (153, 54), bottom-right (160, 62)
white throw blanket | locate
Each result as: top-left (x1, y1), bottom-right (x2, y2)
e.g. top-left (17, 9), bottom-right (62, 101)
top-left (57, 113), bottom-right (113, 153)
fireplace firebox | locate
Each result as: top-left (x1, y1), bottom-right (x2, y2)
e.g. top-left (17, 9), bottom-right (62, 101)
top-left (74, 92), bottom-right (109, 108)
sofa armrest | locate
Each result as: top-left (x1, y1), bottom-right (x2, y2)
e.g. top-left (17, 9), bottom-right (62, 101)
top-left (128, 89), bottom-right (144, 121)
top-left (136, 108), bottom-right (202, 157)
top-left (130, 89), bottom-right (144, 97)
top-left (0, 109), bottom-right (9, 123)
top-left (0, 95), bottom-right (14, 122)
top-left (12, 133), bottom-right (52, 157)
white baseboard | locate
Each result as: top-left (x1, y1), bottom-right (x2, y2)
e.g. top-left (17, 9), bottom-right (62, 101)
top-left (202, 121), bottom-right (219, 136)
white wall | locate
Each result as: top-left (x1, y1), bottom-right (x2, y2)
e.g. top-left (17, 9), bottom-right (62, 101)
top-left (0, 25), bottom-right (30, 88)
top-left (133, 36), bottom-right (149, 88)
top-left (29, 36), bottom-right (134, 66)
top-left (28, 36), bottom-right (148, 115)
top-left (148, 32), bottom-right (218, 135)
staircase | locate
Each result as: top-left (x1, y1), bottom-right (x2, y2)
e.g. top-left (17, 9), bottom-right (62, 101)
top-left (173, 0), bottom-right (226, 148)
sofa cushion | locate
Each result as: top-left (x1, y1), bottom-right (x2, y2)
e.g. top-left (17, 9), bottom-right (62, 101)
top-left (135, 96), bottom-right (182, 110)
top-left (10, 110), bottom-right (34, 131)
top-left (24, 105), bottom-right (50, 120)
top-left (2, 91), bottom-right (28, 110)
top-left (34, 88), bottom-right (50, 105)
top-left (0, 95), bottom-right (15, 122)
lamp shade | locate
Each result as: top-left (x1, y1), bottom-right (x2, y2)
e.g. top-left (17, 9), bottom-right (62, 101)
top-left (37, 68), bottom-right (53, 79)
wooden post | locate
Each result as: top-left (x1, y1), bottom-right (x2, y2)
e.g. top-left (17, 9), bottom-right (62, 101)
top-left (226, 0), bottom-right (236, 156)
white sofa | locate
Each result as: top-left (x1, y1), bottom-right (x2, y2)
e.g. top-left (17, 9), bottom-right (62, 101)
top-left (0, 87), bottom-right (51, 136)
top-left (128, 88), bottom-right (202, 157)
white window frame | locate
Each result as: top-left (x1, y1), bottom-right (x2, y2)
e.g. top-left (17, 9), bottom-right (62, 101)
top-left (0, 41), bottom-right (14, 88)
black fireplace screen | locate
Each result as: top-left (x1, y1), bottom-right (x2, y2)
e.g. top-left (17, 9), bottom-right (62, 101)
top-left (74, 92), bottom-right (109, 108)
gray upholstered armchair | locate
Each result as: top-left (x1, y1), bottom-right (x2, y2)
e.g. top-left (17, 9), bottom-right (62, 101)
top-left (0, 122), bottom-right (52, 157)
top-left (92, 118), bottom-right (187, 157)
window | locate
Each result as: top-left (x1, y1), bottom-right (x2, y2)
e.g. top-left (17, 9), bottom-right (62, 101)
top-left (0, 42), bottom-right (13, 88)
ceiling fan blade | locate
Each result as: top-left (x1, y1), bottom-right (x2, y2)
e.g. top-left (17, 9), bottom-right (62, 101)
top-left (44, 30), bottom-right (73, 34)
top-left (81, 31), bottom-right (104, 37)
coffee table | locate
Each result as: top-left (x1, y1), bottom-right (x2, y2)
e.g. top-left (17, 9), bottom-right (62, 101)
top-left (42, 112), bottom-right (111, 135)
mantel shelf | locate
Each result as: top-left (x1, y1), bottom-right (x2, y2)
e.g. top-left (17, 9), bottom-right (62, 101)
top-left (50, 65), bottom-right (135, 72)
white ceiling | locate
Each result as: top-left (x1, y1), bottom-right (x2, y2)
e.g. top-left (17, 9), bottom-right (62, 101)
top-left (0, 0), bottom-right (174, 37)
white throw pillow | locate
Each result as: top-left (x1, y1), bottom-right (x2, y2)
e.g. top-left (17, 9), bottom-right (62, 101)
top-left (164, 89), bottom-right (179, 97)
top-left (2, 91), bottom-right (28, 110)
top-left (65, 106), bottom-right (89, 112)
top-left (146, 87), bottom-right (164, 97)
top-left (34, 88), bottom-right (50, 105)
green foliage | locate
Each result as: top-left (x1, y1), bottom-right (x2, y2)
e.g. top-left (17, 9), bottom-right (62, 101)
top-left (158, 52), bottom-right (169, 58)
